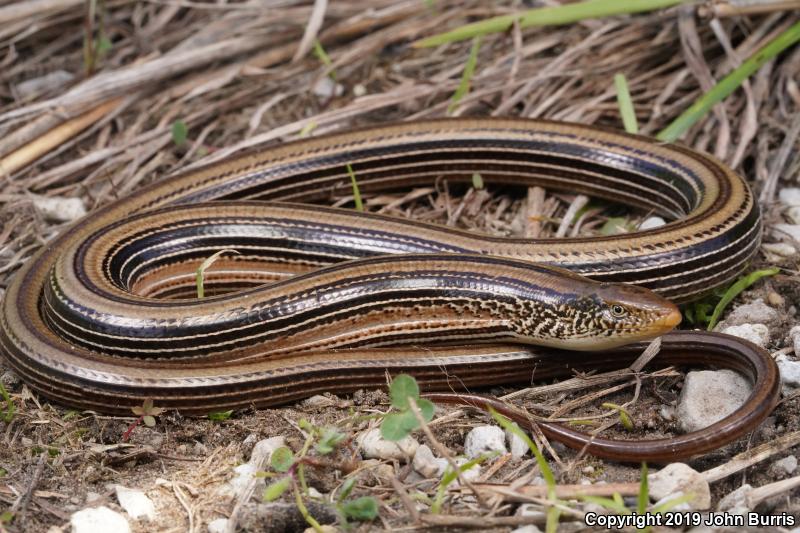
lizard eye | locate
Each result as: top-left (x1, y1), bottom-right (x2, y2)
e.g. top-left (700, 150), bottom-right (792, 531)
top-left (610, 305), bottom-right (627, 317)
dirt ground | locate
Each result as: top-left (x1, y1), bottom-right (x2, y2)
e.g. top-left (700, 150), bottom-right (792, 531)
top-left (0, 1), bottom-right (798, 532)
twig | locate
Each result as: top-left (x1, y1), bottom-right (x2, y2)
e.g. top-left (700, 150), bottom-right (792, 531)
top-left (11, 453), bottom-right (46, 528)
top-left (703, 430), bottom-right (800, 483)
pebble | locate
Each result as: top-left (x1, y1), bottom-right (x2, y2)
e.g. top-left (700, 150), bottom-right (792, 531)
top-left (0, 371), bottom-right (20, 390)
top-left (358, 428), bottom-right (418, 460)
top-left (70, 506), bottom-right (130, 533)
top-left (762, 242), bottom-right (797, 261)
top-left (506, 429), bottom-right (530, 458)
top-left (464, 425), bottom-right (507, 459)
top-left (225, 436), bottom-right (286, 499)
top-left (791, 326), bottom-right (800, 357)
top-left (776, 355), bottom-right (800, 393)
top-left (677, 369), bottom-right (751, 433)
top-left (773, 223), bottom-right (800, 243)
top-left (510, 526), bottom-right (543, 533)
top-left (360, 459), bottom-right (395, 480)
top-left (717, 483), bottom-right (753, 513)
top-left (31, 195), bottom-right (87, 223)
top-left (312, 77), bottom-right (343, 98)
top-left (450, 458), bottom-right (481, 486)
top-left (652, 492), bottom-right (692, 512)
top-left (412, 444), bottom-right (448, 478)
top-left (720, 323), bottom-right (770, 348)
top-left (640, 216), bottom-right (666, 230)
top-left (780, 187), bottom-right (800, 225)
top-left (15, 70), bottom-right (74, 99)
top-left (303, 394), bottom-right (334, 407)
top-left (114, 485), bottom-right (155, 521)
top-left (352, 84), bottom-right (367, 97)
top-left (648, 463), bottom-right (710, 510)
top-left (715, 298), bottom-right (781, 329)
top-left (207, 518), bottom-right (228, 533)
top-left (772, 455), bottom-right (798, 476)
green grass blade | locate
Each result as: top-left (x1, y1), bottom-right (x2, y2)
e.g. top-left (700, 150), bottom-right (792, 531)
top-left (637, 462), bottom-right (648, 514)
top-left (448, 36), bottom-right (481, 115)
top-left (658, 20), bottom-right (800, 142)
top-left (345, 164), bottom-right (363, 211)
top-left (414, 0), bottom-right (683, 47)
top-left (614, 73), bottom-right (638, 134)
top-left (707, 268), bottom-right (780, 330)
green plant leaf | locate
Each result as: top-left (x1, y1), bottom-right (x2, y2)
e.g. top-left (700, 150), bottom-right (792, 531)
top-left (416, 398), bottom-right (435, 422)
top-left (142, 415), bottom-right (156, 427)
top-left (707, 267), bottom-right (780, 330)
top-left (0, 511), bottom-right (12, 523)
top-left (345, 163), bottom-right (363, 212)
top-left (600, 217), bottom-right (632, 236)
top-left (579, 494), bottom-right (631, 514)
top-left (340, 496), bottom-right (378, 521)
top-left (263, 477), bottom-right (291, 501)
top-left (271, 446), bottom-right (295, 473)
top-left (338, 478), bottom-right (356, 502)
top-left (0, 382), bottom-right (14, 423)
top-left (472, 172), bottom-right (484, 190)
top-left (172, 120), bottom-right (188, 147)
top-left (414, 0), bottom-right (684, 47)
top-left (208, 410), bottom-right (234, 422)
top-left (380, 412), bottom-right (414, 441)
top-left (448, 36), bottom-right (481, 115)
top-left (638, 462), bottom-right (648, 514)
top-left (602, 402), bottom-right (633, 431)
top-left (651, 491), bottom-right (695, 513)
top-left (614, 73), bottom-right (638, 134)
top-left (316, 427), bottom-right (346, 455)
top-left (389, 374), bottom-right (420, 409)
top-left (432, 455), bottom-right (488, 513)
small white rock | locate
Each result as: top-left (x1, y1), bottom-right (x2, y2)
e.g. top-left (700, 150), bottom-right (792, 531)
top-left (32, 195), bottom-right (87, 223)
top-left (787, 207), bottom-right (800, 225)
top-left (307, 487), bottom-right (324, 499)
top-left (114, 485), bottom-right (155, 521)
top-left (16, 70), bottom-right (74, 99)
top-left (780, 188), bottom-right (800, 206)
top-left (225, 436), bottom-right (286, 498)
top-left (303, 394), bottom-right (334, 407)
top-left (776, 355), bottom-right (800, 393)
top-left (721, 323), bottom-right (770, 348)
top-left (505, 429), bottom-right (530, 459)
top-left (413, 444), bottom-right (447, 478)
top-left (312, 77), bottom-right (343, 98)
top-left (717, 483), bottom-right (753, 512)
top-left (359, 428), bottom-right (418, 460)
top-left (648, 463), bottom-right (710, 510)
top-left (70, 506), bottom-right (130, 533)
top-left (443, 457), bottom-right (482, 488)
top-left (250, 436), bottom-right (287, 466)
top-left (762, 242), bottom-right (797, 260)
top-left (510, 526), bottom-right (543, 533)
top-left (653, 491), bottom-right (693, 512)
top-left (772, 455), bottom-right (798, 475)
top-left (207, 518), bottom-right (228, 533)
top-left (352, 84), bottom-right (367, 97)
top-left (640, 216), bottom-right (666, 230)
top-left (716, 298), bottom-right (781, 328)
top-left (773, 223), bottom-right (800, 243)
top-left (791, 326), bottom-right (800, 357)
top-left (463, 425), bottom-right (507, 459)
top-left (660, 405), bottom-right (676, 421)
top-left (516, 503), bottom-right (546, 519)
top-left (677, 369), bottom-right (751, 433)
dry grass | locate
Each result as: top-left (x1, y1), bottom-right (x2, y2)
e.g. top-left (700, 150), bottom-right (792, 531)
top-left (0, 1), bottom-right (799, 531)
